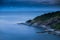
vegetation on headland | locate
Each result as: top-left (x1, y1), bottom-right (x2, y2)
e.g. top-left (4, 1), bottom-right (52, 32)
top-left (26, 11), bottom-right (60, 30)
top-left (51, 23), bottom-right (60, 30)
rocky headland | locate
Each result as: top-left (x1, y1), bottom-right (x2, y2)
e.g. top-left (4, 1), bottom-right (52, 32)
top-left (18, 11), bottom-right (60, 35)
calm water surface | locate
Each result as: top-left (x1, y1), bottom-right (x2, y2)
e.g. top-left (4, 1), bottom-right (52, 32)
top-left (0, 6), bottom-right (60, 40)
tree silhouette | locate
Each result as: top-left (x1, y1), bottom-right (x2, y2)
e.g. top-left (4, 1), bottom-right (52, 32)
top-left (26, 20), bottom-right (32, 23)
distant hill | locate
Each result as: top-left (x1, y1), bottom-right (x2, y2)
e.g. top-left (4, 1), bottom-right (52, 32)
top-left (26, 11), bottom-right (60, 30)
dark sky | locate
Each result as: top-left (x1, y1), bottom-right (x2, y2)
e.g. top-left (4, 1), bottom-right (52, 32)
top-left (3, 0), bottom-right (60, 4)
top-left (1, 0), bottom-right (60, 5)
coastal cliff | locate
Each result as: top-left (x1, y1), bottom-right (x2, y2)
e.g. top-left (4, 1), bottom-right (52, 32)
top-left (26, 11), bottom-right (60, 28)
top-left (26, 11), bottom-right (60, 35)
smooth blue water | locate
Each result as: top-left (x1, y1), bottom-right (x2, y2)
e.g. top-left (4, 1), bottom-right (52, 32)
top-left (0, 24), bottom-right (60, 40)
top-left (0, 6), bottom-right (60, 40)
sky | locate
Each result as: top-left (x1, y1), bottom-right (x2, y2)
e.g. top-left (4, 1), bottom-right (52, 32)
top-left (3, 0), bottom-right (60, 4)
top-left (0, 0), bottom-right (60, 5)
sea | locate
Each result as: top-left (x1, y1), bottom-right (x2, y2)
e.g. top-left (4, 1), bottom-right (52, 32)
top-left (0, 5), bottom-right (60, 40)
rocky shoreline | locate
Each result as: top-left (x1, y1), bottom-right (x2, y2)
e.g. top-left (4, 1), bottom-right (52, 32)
top-left (18, 22), bottom-right (60, 36)
top-left (18, 11), bottom-right (60, 36)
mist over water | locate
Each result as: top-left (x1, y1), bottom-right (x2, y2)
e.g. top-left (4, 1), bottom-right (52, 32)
top-left (0, 5), bottom-right (60, 40)
top-left (0, 6), bottom-right (60, 24)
